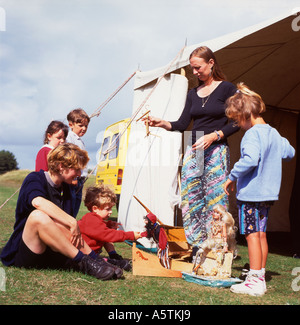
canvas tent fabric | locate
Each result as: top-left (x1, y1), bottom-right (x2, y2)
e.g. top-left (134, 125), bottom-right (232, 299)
top-left (134, 9), bottom-right (300, 111)
top-left (118, 11), bottom-right (300, 250)
top-left (118, 74), bottom-right (188, 248)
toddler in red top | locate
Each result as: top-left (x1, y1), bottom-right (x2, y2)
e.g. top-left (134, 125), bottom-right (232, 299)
top-left (78, 185), bottom-right (141, 270)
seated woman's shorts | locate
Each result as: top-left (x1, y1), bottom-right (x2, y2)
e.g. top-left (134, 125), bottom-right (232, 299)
top-left (14, 238), bottom-right (70, 269)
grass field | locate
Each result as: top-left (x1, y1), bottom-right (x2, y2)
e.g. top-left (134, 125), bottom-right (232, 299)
top-left (0, 170), bottom-right (299, 307)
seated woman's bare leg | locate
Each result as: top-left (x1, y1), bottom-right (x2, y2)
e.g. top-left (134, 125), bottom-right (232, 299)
top-left (22, 210), bottom-right (79, 259)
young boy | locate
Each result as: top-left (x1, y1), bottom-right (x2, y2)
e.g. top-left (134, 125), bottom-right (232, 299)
top-left (224, 83), bottom-right (295, 296)
top-left (66, 108), bottom-right (90, 217)
top-left (78, 185), bottom-right (141, 271)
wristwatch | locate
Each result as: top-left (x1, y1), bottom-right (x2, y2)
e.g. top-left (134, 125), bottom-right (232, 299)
top-left (214, 130), bottom-right (221, 141)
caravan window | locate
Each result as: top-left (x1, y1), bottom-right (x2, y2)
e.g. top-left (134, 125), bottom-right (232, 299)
top-left (109, 133), bottom-right (120, 159)
top-left (100, 136), bottom-right (110, 161)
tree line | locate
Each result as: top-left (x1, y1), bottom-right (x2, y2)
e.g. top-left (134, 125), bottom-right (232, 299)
top-left (0, 150), bottom-right (19, 174)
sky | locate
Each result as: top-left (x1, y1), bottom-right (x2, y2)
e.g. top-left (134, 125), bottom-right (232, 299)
top-left (0, 0), bottom-right (299, 171)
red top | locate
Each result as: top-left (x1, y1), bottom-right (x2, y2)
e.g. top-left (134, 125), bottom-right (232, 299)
top-left (78, 212), bottom-right (135, 253)
top-left (35, 145), bottom-right (53, 171)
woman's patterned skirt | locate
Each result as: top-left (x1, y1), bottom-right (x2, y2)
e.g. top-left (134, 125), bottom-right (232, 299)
top-left (181, 142), bottom-right (230, 247)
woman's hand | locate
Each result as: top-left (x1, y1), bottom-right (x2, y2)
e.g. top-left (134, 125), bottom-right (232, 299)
top-left (147, 116), bottom-right (161, 127)
top-left (192, 130), bottom-right (224, 151)
top-left (192, 133), bottom-right (217, 151)
top-left (69, 219), bottom-right (84, 248)
top-left (143, 116), bottom-right (172, 131)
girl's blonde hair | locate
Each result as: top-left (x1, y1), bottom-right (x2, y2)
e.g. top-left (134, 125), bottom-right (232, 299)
top-left (84, 185), bottom-right (116, 211)
top-left (225, 82), bottom-right (266, 124)
top-left (47, 143), bottom-right (89, 174)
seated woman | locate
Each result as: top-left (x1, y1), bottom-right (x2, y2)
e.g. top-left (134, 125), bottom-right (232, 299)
top-left (0, 143), bottom-right (121, 280)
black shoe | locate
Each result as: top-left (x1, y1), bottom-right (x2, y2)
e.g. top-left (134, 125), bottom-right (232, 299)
top-left (78, 255), bottom-right (115, 280)
top-left (107, 258), bottom-right (132, 271)
top-left (96, 256), bottom-right (123, 279)
top-left (109, 252), bottom-right (123, 260)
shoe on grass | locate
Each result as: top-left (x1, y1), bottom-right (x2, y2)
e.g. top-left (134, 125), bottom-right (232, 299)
top-left (97, 256), bottom-right (123, 279)
top-left (78, 255), bottom-right (115, 280)
top-left (107, 258), bottom-right (132, 271)
top-left (230, 273), bottom-right (265, 297)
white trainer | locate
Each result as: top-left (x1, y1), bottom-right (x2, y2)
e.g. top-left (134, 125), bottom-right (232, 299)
top-left (261, 275), bottom-right (267, 293)
top-left (230, 273), bottom-right (265, 297)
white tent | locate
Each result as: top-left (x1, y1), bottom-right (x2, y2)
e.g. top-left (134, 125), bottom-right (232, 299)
top-left (118, 11), bottom-right (300, 249)
top-left (118, 74), bottom-right (188, 248)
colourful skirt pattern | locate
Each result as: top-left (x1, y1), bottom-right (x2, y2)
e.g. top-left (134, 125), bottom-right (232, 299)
top-left (181, 142), bottom-right (230, 247)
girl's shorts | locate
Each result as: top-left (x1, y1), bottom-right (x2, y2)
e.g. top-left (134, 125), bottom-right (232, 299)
top-left (237, 201), bottom-right (273, 235)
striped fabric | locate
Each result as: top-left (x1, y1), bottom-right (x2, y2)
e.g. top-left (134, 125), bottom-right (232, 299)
top-left (181, 142), bottom-right (230, 247)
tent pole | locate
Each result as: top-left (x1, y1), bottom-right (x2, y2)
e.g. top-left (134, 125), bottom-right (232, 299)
top-left (289, 112), bottom-right (300, 257)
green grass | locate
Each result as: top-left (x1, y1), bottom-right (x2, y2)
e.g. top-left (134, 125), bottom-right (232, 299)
top-left (0, 170), bottom-right (299, 306)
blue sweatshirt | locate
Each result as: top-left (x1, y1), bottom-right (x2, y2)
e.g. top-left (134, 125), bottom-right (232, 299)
top-left (229, 124), bottom-right (295, 202)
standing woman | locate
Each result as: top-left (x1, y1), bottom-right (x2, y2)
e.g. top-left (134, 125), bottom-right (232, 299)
top-left (147, 46), bottom-right (239, 254)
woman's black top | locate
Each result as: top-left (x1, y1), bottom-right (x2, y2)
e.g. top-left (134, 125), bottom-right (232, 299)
top-left (170, 81), bottom-right (239, 144)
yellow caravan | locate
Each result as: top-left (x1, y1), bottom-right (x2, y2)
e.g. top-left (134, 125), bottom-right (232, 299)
top-left (96, 118), bottom-right (131, 207)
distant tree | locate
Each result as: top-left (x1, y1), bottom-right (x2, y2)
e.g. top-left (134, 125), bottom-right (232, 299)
top-left (0, 150), bottom-right (19, 174)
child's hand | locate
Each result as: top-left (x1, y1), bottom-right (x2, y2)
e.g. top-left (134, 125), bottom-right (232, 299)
top-left (224, 178), bottom-right (235, 195)
top-left (134, 232), bottom-right (142, 240)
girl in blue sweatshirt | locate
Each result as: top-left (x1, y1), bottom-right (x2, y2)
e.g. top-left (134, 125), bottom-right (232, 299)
top-left (224, 83), bottom-right (295, 296)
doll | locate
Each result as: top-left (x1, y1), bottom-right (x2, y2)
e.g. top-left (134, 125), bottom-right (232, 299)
top-left (141, 212), bottom-right (170, 268)
top-left (193, 204), bottom-right (237, 274)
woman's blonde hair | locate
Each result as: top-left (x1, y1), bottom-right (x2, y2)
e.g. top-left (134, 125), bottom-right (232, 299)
top-left (225, 82), bottom-right (266, 124)
top-left (47, 143), bottom-right (89, 174)
top-left (84, 185), bottom-right (116, 211)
